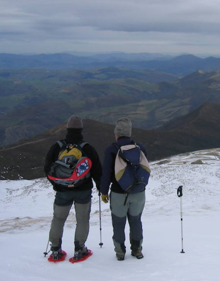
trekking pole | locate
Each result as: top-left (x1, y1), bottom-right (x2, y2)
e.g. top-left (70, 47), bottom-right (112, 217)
top-left (43, 239), bottom-right (50, 257)
top-left (177, 186), bottom-right (185, 253)
top-left (98, 192), bottom-right (103, 248)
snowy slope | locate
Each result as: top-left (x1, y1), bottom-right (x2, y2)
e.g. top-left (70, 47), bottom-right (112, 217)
top-left (0, 148), bottom-right (220, 281)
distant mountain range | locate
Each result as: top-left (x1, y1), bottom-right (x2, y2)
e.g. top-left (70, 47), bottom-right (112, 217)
top-left (0, 102), bottom-right (220, 180)
top-left (1, 53), bottom-right (220, 76)
top-left (65, 51), bottom-right (173, 61)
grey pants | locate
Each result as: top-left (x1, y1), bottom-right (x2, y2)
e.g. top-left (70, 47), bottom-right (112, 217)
top-left (110, 191), bottom-right (145, 255)
top-left (49, 189), bottom-right (91, 251)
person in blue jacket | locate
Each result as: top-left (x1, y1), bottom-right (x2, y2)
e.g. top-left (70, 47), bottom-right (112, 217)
top-left (100, 117), bottom-right (148, 261)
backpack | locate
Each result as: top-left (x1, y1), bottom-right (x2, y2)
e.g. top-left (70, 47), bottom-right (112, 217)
top-left (48, 141), bottom-right (92, 188)
top-left (114, 142), bottom-right (151, 194)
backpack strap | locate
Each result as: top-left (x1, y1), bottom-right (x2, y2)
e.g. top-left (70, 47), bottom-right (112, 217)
top-left (79, 142), bottom-right (88, 148)
top-left (113, 141), bottom-right (139, 166)
top-left (56, 141), bottom-right (89, 159)
top-left (113, 142), bottom-right (132, 203)
top-left (56, 140), bottom-right (67, 148)
top-left (113, 140), bottom-right (135, 150)
top-left (74, 142), bottom-right (89, 157)
top-left (57, 140), bottom-right (88, 150)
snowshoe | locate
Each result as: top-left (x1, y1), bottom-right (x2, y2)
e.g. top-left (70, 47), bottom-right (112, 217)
top-left (69, 249), bottom-right (93, 264)
top-left (48, 250), bottom-right (67, 263)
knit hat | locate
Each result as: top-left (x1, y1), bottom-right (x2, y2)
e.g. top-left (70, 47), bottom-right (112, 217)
top-left (66, 115), bottom-right (83, 129)
top-left (114, 117), bottom-right (132, 137)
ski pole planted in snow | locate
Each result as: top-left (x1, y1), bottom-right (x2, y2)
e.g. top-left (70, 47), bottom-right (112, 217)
top-left (177, 185), bottom-right (185, 253)
top-left (98, 193), bottom-right (103, 248)
top-left (43, 239), bottom-right (50, 257)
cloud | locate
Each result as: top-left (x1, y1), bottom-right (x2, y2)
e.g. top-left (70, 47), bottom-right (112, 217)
top-left (1, 0), bottom-right (220, 54)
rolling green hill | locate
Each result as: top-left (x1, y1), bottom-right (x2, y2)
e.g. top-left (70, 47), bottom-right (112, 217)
top-left (1, 68), bottom-right (220, 147)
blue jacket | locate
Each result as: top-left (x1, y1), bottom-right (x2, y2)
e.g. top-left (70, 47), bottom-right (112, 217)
top-left (100, 137), bottom-right (148, 195)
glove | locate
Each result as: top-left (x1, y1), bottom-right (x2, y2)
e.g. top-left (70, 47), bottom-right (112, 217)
top-left (101, 194), bottom-right (109, 203)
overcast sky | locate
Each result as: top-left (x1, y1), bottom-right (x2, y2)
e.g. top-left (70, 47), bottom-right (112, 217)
top-left (1, 0), bottom-right (220, 55)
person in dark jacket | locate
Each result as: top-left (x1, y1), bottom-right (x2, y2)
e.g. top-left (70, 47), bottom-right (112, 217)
top-left (100, 117), bottom-right (148, 261)
top-left (44, 115), bottom-right (102, 261)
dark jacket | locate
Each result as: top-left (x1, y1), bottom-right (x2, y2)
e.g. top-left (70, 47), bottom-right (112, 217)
top-left (100, 137), bottom-right (148, 195)
top-left (44, 129), bottom-right (102, 192)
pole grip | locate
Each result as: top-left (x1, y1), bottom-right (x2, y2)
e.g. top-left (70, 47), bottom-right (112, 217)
top-left (177, 185), bottom-right (183, 197)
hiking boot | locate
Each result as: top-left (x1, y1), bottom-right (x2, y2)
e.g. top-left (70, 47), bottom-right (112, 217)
top-left (116, 253), bottom-right (125, 261)
top-left (51, 247), bottom-right (63, 260)
top-left (73, 250), bottom-right (83, 261)
top-left (131, 249), bottom-right (144, 259)
top-left (73, 245), bottom-right (89, 260)
top-left (81, 246), bottom-right (89, 256)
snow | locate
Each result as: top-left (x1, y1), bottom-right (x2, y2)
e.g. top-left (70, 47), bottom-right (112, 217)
top-left (0, 148), bottom-right (220, 281)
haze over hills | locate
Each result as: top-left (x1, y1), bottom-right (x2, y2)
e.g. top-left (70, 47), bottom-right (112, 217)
top-left (0, 67), bottom-right (179, 85)
top-left (1, 52), bottom-right (220, 149)
top-left (0, 67), bottom-right (179, 146)
top-left (1, 68), bottom-right (220, 147)
top-left (0, 102), bottom-right (220, 181)
top-left (65, 51), bottom-right (173, 61)
top-left (1, 53), bottom-right (220, 75)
